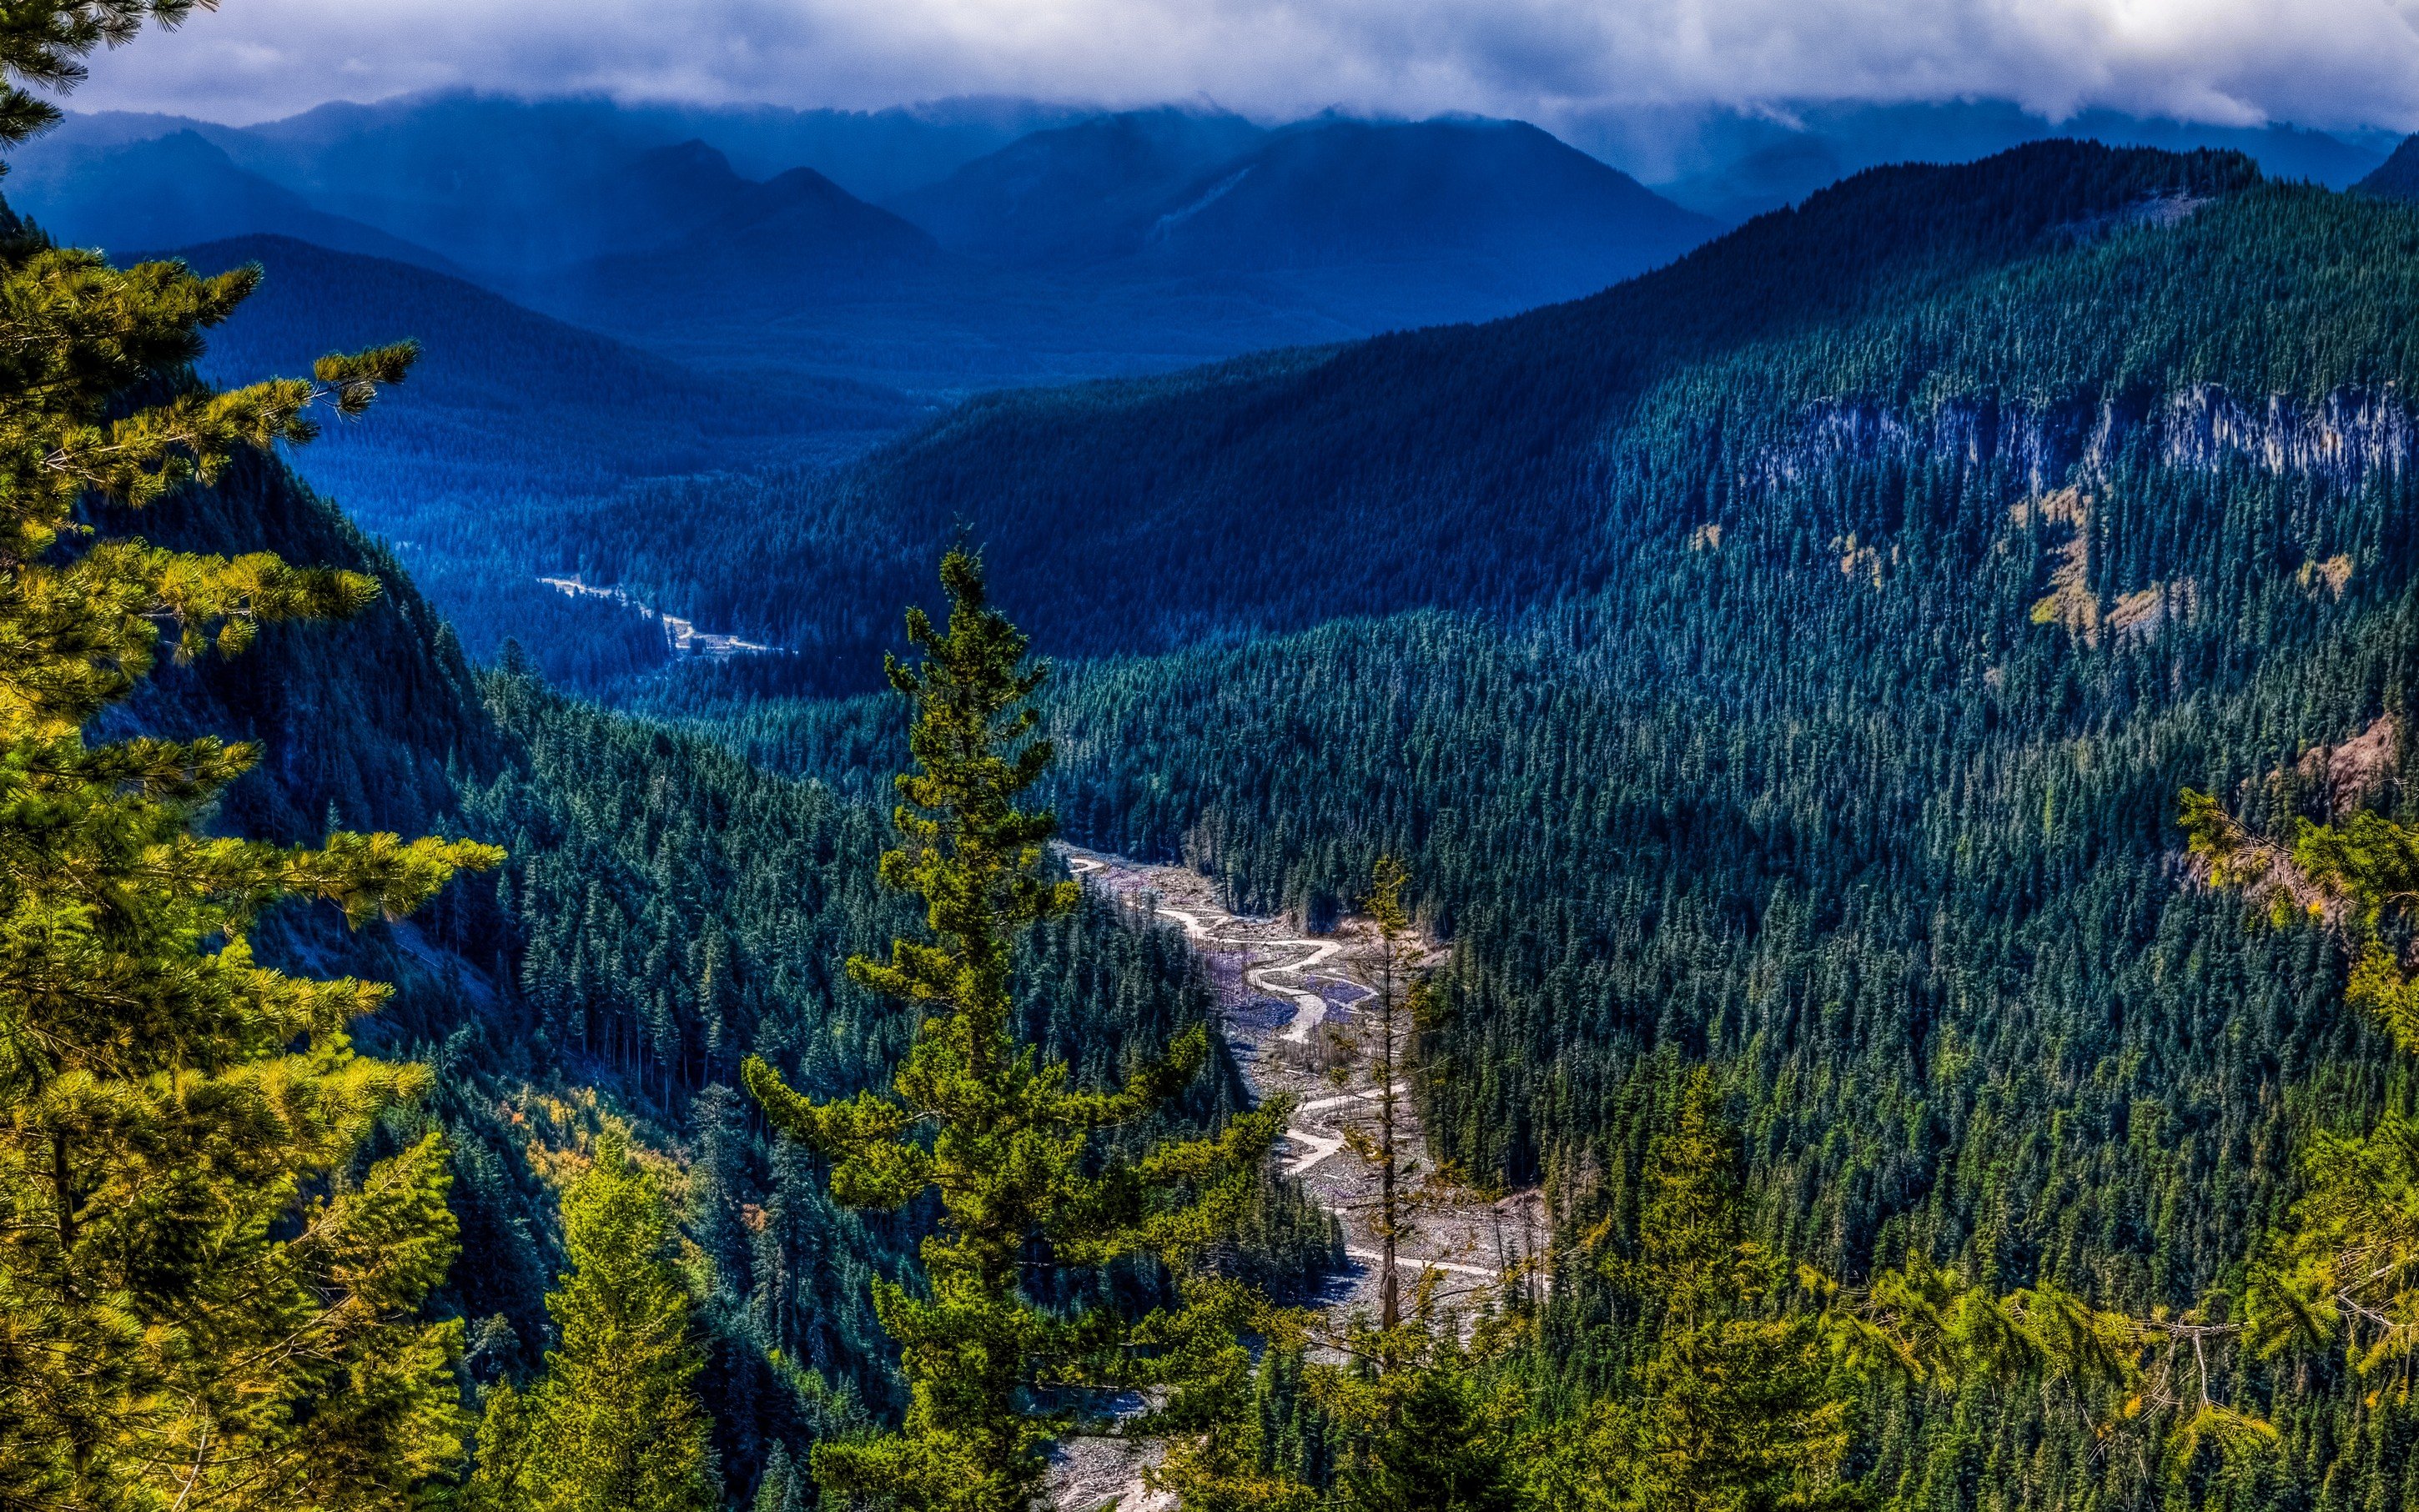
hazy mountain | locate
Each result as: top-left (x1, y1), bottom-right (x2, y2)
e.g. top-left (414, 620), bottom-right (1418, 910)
top-left (546, 114), bottom-right (1718, 387)
top-left (1620, 99), bottom-right (2395, 222)
top-left (3, 131), bottom-right (455, 269)
top-left (176, 233), bottom-right (903, 435)
top-left (1125, 118), bottom-right (1717, 321)
top-left (171, 229), bottom-right (915, 502)
top-left (668, 166), bottom-right (946, 274)
top-left (657, 94), bottom-right (1098, 193)
top-left (301, 137), bottom-right (769, 275)
top-left (2354, 134), bottom-right (2419, 199)
top-left (165, 234), bottom-right (921, 680)
top-left (13, 93), bottom-right (1076, 277)
top-left (537, 162), bottom-right (949, 328)
top-left (888, 108), bottom-right (1270, 262)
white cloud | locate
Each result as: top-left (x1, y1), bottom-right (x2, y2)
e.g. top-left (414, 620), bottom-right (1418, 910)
top-left (63, 0), bottom-right (2419, 133)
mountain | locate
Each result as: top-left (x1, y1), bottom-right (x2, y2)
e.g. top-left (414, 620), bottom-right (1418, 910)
top-left (298, 135), bottom-right (770, 276)
top-left (617, 142), bottom-right (2419, 1503)
top-left (2355, 133), bottom-right (2419, 199)
top-left (581, 141), bottom-right (2267, 665)
top-left (189, 92), bottom-right (1083, 264)
top-left (1622, 98), bottom-right (2396, 222)
top-left (540, 115), bottom-right (1720, 389)
top-left (1124, 117), bottom-right (1718, 319)
top-left (887, 108), bottom-right (1270, 262)
top-left (15, 94), bottom-right (1077, 279)
top-left (529, 163), bottom-right (953, 344)
top-left (164, 234), bottom-right (922, 686)
top-left (663, 164), bottom-right (947, 275)
top-left (174, 233), bottom-right (909, 476)
top-left (3, 130), bottom-right (455, 269)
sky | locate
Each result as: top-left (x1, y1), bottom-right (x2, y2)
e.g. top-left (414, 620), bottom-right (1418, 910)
top-left (66, 0), bottom-right (2419, 136)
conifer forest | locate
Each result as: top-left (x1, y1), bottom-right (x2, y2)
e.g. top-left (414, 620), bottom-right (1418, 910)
top-left (14, 4), bottom-right (2419, 1510)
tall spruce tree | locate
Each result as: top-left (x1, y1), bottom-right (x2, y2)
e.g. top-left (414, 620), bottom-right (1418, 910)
top-left (0, 9), bottom-right (502, 1506)
top-left (465, 1138), bottom-right (719, 1512)
top-left (1307, 1324), bottom-right (1526, 1512)
top-left (1539, 1072), bottom-right (1861, 1512)
top-left (743, 551), bottom-right (1279, 1512)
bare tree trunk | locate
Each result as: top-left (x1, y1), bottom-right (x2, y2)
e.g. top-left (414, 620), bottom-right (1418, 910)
top-left (1378, 930), bottom-right (1400, 1332)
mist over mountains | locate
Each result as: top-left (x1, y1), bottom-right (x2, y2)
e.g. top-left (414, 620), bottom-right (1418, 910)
top-left (13, 91), bottom-right (2396, 391)
top-left (14, 87), bottom-right (2413, 688)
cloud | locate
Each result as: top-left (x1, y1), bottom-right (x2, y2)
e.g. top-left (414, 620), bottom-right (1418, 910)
top-left (63, 0), bottom-right (2419, 133)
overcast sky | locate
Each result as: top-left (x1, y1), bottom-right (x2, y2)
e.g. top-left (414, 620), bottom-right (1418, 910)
top-left (65, 0), bottom-right (2419, 134)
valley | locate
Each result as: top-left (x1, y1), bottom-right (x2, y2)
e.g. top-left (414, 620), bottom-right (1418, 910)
top-left (536, 575), bottom-right (777, 658)
top-left (17, 15), bottom-right (2419, 1499)
top-left (1067, 848), bottom-right (1543, 1319)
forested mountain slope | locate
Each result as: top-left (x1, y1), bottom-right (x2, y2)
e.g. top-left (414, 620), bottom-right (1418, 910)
top-left (2354, 133), bottom-right (2419, 200)
top-left (1644, 98), bottom-right (2392, 223)
top-left (78, 348), bottom-right (1260, 1498)
top-left (583, 142), bottom-right (2322, 668)
top-left (640, 142), bottom-right (2419, 1505)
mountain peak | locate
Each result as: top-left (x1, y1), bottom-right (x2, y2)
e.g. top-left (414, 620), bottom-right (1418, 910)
top-left (886, 106), bottom-right (1269, 262)
top-left (634, 138), bottom-right (741, 178)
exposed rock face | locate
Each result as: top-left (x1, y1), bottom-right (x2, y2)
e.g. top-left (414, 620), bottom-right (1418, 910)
top-left (1765, 385), bottom-right (2418, 493)
top-left (2298, 714), bottom-right (2401, 819)
top-left (2155, 385), bottom-right (2418, 482)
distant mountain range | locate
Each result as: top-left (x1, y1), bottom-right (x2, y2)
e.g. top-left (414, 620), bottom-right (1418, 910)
top-left (888, 108), bottom-right (1275, 263)
top-left (1583, 98), bottom-right (2399, 223)
top-left (1109, 118), bottom-right (1719, 324)
top-left (11, 94), bottom-right (1723, 388)
top-left (523, 112), bottom-right (1720, 387)
top-left (5, 131), bottom-right (460, 271)
top-left (11, 91), bottom-right (2403, 394)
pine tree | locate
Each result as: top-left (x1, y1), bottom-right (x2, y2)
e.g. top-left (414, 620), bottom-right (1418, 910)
top-left (465, 1138), bottom-right (719, 1512)
top-left (1541, 1071), bottom-right (1860, 1512)
top-left (742, 551), bottom-right (1280, 1512)
top-left (1310, 1326), bottom-right (1526, 1512)
top-left (753, 1442), bottom-right (811, 1512)
top-left (1147, 1334), bottom-right (1326, 1512)
top-left (0, 3), bottom-right (203, 148)
top-left (0, 13), bottom-right (500, 1507)
top-left (1157, 857), bottom-right (1521, 1512)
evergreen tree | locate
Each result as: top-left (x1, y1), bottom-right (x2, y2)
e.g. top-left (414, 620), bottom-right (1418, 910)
top-left (1147, 1330), bottom-right (1327, 1512)
top-left (465, 1138), bottom-right (719, 1512)
top-left (0, 3), bottom-right (200, 148)
top-left (0, 13), bottom-right (500, 1507)
top-left (742, 551), bottom-right (1279, 1512)
top-left (1541, 1072), bottom-right (1861, 1512)
top-left (754, 1441), bottom-right (811, 1512)
top-left (1310, 1322), bottom-right (1526, 1512)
